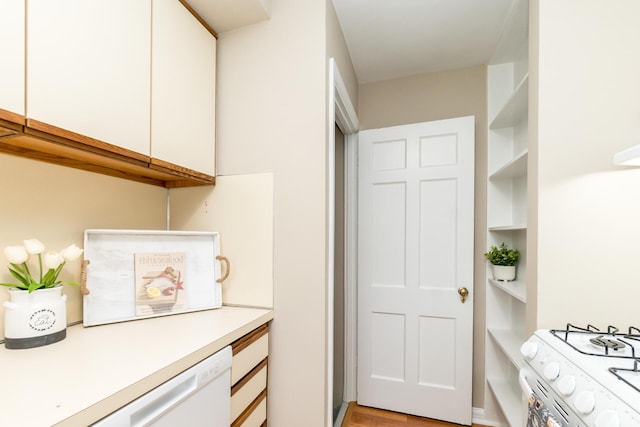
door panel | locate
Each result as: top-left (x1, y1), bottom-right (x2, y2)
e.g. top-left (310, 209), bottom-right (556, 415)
top-left (371, 312), bottom-right (405, 381)
top-left (418, 316), bottom-right (455, 388)
top-left (357, 116), bottom-right (474, 425)
top-left (373, 182), bottom-right (406, 286)
top-left (420, 178), bottom-right (457, 288)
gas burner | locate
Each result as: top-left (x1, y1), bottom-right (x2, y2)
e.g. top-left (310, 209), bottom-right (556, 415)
top-left (591, 336), bottom-right (626, 351)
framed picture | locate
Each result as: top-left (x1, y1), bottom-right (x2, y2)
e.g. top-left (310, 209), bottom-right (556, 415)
top-left (82, 229), bottom-right (225, 326)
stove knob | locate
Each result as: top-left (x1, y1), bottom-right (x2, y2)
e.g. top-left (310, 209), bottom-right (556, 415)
top-left (557, 375), bottom-right (576, 396)
top-left (520, 341), bottom-right (538, 360)
top-left (595, 410), bottom-right (620, 427)
top-left (574, 390), bottom-right (596, 415)
top-left (543, 362), bottom-right (560, 381)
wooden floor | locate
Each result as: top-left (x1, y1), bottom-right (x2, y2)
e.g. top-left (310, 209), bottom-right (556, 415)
top-left (341, 402), bottom-right (487, 427)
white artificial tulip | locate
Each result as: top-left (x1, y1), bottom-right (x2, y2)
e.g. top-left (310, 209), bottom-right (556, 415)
top-left (4, 246), bottom-right (29, 264)
top-left (43, 251), bottom-right (64, 270)
top-left (60, 244), bottom-right (84, 262)
top-left (23, 239), bottom-right (45, 255)
top-left (3, 239), bottom-right (85, 292)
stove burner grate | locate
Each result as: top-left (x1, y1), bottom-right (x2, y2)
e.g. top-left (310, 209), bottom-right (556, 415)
top-left (609, 356), bottom-right (640, 394)
top-left (550, 323), bottom-right (640, 359)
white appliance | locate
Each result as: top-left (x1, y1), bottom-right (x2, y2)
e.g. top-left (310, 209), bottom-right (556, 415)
top-left (93, 346), bottom-right (232, 427)
top-left (520, 325), bottom-right (640, 427)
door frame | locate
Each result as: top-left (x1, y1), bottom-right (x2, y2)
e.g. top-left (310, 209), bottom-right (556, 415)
top-left (327, 58), bottom-right (359, 427)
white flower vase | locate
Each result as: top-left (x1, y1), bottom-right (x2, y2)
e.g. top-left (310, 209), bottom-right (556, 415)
top-left (493, 265), bottom-right (516, 282)
top-left (3, 286), bottom-right (67, 349)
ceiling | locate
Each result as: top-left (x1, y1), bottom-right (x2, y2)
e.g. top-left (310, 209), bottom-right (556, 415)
top-left (332, 0), bottom-right (517, 84)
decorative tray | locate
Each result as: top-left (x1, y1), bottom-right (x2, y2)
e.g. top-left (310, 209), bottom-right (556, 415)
top-left (82, 229), bottom-right (229, 326)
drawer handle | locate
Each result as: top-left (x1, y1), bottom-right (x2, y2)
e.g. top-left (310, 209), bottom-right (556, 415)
top-left (216, 255), bottom-right (230, 283)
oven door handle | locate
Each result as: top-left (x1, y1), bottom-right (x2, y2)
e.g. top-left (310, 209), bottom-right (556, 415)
top-left (519, 367), bottom-right (533, 396)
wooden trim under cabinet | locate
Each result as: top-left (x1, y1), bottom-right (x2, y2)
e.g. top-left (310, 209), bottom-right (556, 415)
top-left (26, 119), bottom-right (149, 164)
top-left (179, 0), bottom-right (218, 38)
top-left (0, 118), bottom-right (215, 188)
top-left (149, 157), bottom-right (215, 186)
top-left (0, 108), bottom-right (25, 128)
top-left (0, 125), bottom-right (19, 139)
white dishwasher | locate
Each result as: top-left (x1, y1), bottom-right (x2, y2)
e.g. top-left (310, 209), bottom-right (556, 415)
top-left (93, 346), bottom-right (232, 427)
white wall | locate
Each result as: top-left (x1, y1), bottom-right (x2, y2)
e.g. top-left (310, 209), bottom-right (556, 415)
top-left (0, 153), bottom-right (167, 335)
top-left (532, 0), bottom-right (640, 329)
top-left (169, 174), bottom-right (274, 308)
top-left (215, 0), bottom-right (357, 424)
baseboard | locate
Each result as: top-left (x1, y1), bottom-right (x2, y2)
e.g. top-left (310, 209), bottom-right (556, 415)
top-left (333, 401), bottom-right (349, 427)
top-left (472, 407), bottom-right (502, 427)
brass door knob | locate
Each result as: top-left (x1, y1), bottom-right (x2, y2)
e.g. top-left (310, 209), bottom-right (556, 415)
top-left (458, 287), bottom-right (469, 303)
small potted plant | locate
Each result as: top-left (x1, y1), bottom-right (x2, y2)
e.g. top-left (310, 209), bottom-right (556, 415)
top-left (2, 239), bottom-right (83, 349)
top-left (484, 242), bottom-right (520, 281)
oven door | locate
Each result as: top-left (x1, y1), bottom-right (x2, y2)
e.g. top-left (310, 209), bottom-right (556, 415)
top-left (519, 367), bottom-right (575, 427)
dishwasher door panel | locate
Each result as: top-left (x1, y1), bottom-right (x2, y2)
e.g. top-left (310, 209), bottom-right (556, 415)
top-left (150, 369), bottom-right (230, 427)
top-left (93, 346), bottom-right (232, 427)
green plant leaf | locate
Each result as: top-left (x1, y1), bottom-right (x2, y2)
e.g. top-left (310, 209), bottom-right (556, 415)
top-left (0, 282), bottom-right (28, 289)
top-left (8, 267), bottom-right (29, 287)
top-left (27, 281), bottom-right (42, 293)
top-left (42, 268), bottom-right (57, 287)
top-left (484, 242), bottom-right (520, 266)
top-left (9, 262), bottom-right (25, 272)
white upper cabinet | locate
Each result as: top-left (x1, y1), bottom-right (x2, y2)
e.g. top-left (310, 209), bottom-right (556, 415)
top-left (27, 0), bottom-right (151, 156)
top-left (0, 0), bottom-right (25, 119)
top-left (151, 0), bottom-right (216, 177)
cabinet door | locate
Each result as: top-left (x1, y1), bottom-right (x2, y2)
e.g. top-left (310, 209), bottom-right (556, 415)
top-left (0, 0), bottom-right (25, 121)
top-left (152, 0), bottom-right (216, 177)
top-left (27, 0), bottom-right (151, 155)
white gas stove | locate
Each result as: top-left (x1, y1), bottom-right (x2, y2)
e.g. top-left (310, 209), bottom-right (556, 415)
top-left (520, 325), bottom-right (640, 427)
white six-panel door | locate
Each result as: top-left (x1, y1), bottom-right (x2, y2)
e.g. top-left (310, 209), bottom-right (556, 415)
top-left (357, 116), bottom-right (475, 425)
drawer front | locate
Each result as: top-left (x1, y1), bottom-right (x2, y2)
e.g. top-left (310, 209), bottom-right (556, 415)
top-left (231, 363), bottom-right (267, 422)
top-left (232, 332), bottom-right (268, 385)
top-left (233, 394), bottom-right (266, 427)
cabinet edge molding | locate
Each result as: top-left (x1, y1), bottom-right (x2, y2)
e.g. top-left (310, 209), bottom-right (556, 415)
top-left (180, 0), bottom-right (218, 38)
top-left (27, 119), bottom-right (149, 163)
top-left (0, 109), bottom-right (25, 128)
top-left (150, 157), bottom-right (215, 184)
top-left (0, 118), bottom-right (215, 188)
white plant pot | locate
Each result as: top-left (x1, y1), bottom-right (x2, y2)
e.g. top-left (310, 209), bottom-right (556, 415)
top-left (3, 286), bottom-right (67, 349)
top-left (492, 265), bottom-right (516, 282)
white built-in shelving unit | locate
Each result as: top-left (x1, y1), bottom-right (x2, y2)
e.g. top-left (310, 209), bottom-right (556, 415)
top-left (485, 0), bottom-right (529, 425)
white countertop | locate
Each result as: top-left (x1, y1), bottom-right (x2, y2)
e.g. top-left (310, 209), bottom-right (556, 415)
top-left (0, 306), bottom-right (273, 427)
